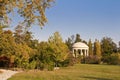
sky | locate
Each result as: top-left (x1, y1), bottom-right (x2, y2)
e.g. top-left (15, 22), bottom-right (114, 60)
top-left (9, 0), bottom-right (120, 44)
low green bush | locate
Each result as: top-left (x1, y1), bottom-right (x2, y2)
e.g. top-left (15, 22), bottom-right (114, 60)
top-left (102, 53), bottom-right (120, 65)
top-left (85, 55), bottom-right (101, 64)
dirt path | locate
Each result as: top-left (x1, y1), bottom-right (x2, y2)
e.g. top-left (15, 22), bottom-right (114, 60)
top-left (0, 69), bottom-right (19, 80)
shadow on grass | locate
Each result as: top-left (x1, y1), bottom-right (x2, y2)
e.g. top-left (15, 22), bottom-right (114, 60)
top-left (81, 76), bottom-right (112, 80)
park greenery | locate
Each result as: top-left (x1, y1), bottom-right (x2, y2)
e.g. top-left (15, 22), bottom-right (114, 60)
top-left (66, 34), bottom-right (120, 65)
top-left (0, 24), bottom-right (120, 71)
top-left (0, 0), bottom-right (54, 27)
top-left (8, 64), bottom-right (120, 80)
top-left (0, 0), bottom-right (120, 71)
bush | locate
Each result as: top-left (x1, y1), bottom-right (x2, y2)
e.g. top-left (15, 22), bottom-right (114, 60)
top-left (61, 53), bottom-right (74, 66)
top-left (102, 53), bottom-right (120, 65)
top-left (28, 60), bottom-right (36, 69)
top-left (109, 53), bottom-right (120, 65)
top-left (66, 53), bottom-right (82, 66)
top-left (58, 59), bottom-right (70, 67)
top-left (37, 63), bottom-right (44, 70)
top-left (47, 64), bottom-right (54, 71)
top-left (85, 55), bottom-right (101, 64)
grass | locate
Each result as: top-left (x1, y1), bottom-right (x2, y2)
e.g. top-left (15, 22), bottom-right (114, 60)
top-left (8, 64), bottom-right (120, 80)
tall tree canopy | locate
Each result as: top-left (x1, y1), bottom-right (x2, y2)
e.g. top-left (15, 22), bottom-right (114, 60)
top-left (88, 39), bottom-right (93, 56)
top-left (65, 35), bottom-right (75, 51)
top-left (101, 37), bottom-right (117, 56)
top-left (48, 32), bottom-right (69, 62)
top-left (75, 34), bottom-right (82, 43)
top-left (0, 0), bottom-right (54, 27)
top-left (94, 39), bottom-right (101, 57)
top-left (118, 41), bottom-right (120, 52)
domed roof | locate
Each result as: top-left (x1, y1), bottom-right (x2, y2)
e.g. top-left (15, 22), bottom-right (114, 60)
top-left (72, 42), bottom-right (88, 48)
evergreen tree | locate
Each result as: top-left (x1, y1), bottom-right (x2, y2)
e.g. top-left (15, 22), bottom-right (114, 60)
top-left (65, 35), bottom-right (75, 51)
top-left (65, 37), bottom-right (73, 51)
top-left (94, 39), bottom-right (101, 58)
top-left (88, 39), bottom-right (93, 56)
top-left (82, 40), bottom-right (87, 45)
top-left (101, 37), bottom-right (117, 56)
top-left (75, 34), bottom-right (82, 43)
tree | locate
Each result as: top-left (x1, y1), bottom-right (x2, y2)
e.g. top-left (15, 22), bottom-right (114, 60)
top-left (101, 37), bottom-right (117, 56)
top-left (24, 31), bottom-right (33, 46)
top-left (118, 41), bottom-right (120, 53)
top-left (94, 39), bottom-right (101, 58)
top-left (14, 25), bottom-right (24, 44)
top-left (65, 35), bottom-right (75, 51)
top-left (65, 38), bottom-right (72, 51)
top-left (119, 41), bottom-right (120, 48)
top-left (14, 25), bottom-right (33, 45)
top-left (48, 32), bottom-right (69, 67)
top-left (88, 39), bottom-right (93, 56)
top-left (14, 43), bottom-right (34, 69)
top-left (75, 34), bottom-right (82, 43)
top-left (0, 30), bottom-right (17, 67)
top-left (82, 40), bottom-right (87, 45)
top-left (36, 41), bottom-right (55, 70)
top-left (0, 0), bottom-right (54, 27)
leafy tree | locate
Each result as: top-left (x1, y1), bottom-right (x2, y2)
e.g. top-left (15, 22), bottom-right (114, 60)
top-left (75, 34), bottom-right (82, 43)
top-left (0, 0), bottom-right (54, 27)
top-left (88, 39), bottom-right (93, 56)
top-left (118, 41), bottom-right (120, 53)
top-left (94, 39), bottom-right (101, 58)
top-left (24, 31), bottom-right (33, 47)
top-left (15, 43), bottom-right (34, 69)
top-left (14, 25), bottom-right (33, 45)
top-left (0, 30), bottom-right (17, 67)
top-left (48, 32), bottom-right (69, 67)
top-left (82, 40), bottom-right (87, 45)
top-left (101, 37), bottom-right (117, 56)
top-left (14, 25), bottom-right (24, 44)
top-left (101, 37), bottom-right (118, 64)
top-left (36, 41), bottom-right (55, 70)
top-left (65, 35), bottom-right (75, 51)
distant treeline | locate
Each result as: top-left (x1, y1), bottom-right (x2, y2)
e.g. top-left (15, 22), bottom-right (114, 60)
top-left (66, 34), bottom-right (120, 65)
top-left (0, 25), bottom-right (120, 71)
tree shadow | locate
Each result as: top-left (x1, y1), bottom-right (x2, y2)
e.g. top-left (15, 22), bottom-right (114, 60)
top-left (81, 76), bottom-right (112, 80)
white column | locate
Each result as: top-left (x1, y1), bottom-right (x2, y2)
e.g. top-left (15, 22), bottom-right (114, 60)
top-left (72, 49), bottom-right (74, 54)
top-left (72, 48), bottom-right (75, 57)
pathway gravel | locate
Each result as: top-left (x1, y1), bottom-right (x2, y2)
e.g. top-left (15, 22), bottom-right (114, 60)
top-left (0, 69), bottom-right (19, 80)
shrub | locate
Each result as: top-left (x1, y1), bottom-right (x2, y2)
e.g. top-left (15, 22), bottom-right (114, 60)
top-left (58, 59), bottom-right (70, 67)
top-left (85, 55), bottom-right (101, 64)
top-left (28, 60), bottom-right (36, 69)
top-left (102, 53), bottom-right (120, 65)
top-left (109, 53), bottom-right (120, 65)
top-left (61, 53), bottom-right (74, 66)
top-left (47, 64), bottom-right (54, 71)
top-left (66, 53), bottom-right (82, 66)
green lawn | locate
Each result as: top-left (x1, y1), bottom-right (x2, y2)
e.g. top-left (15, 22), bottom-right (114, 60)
top-left (8, 64), bottom-right (120, 80)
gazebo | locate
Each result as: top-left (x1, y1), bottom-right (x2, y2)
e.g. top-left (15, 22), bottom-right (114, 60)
top-left (72, 42), bottom-right (89, 57)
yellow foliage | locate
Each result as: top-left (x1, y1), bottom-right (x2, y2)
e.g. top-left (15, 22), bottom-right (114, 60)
top-left (0, 0), bottom-right (54, 27)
